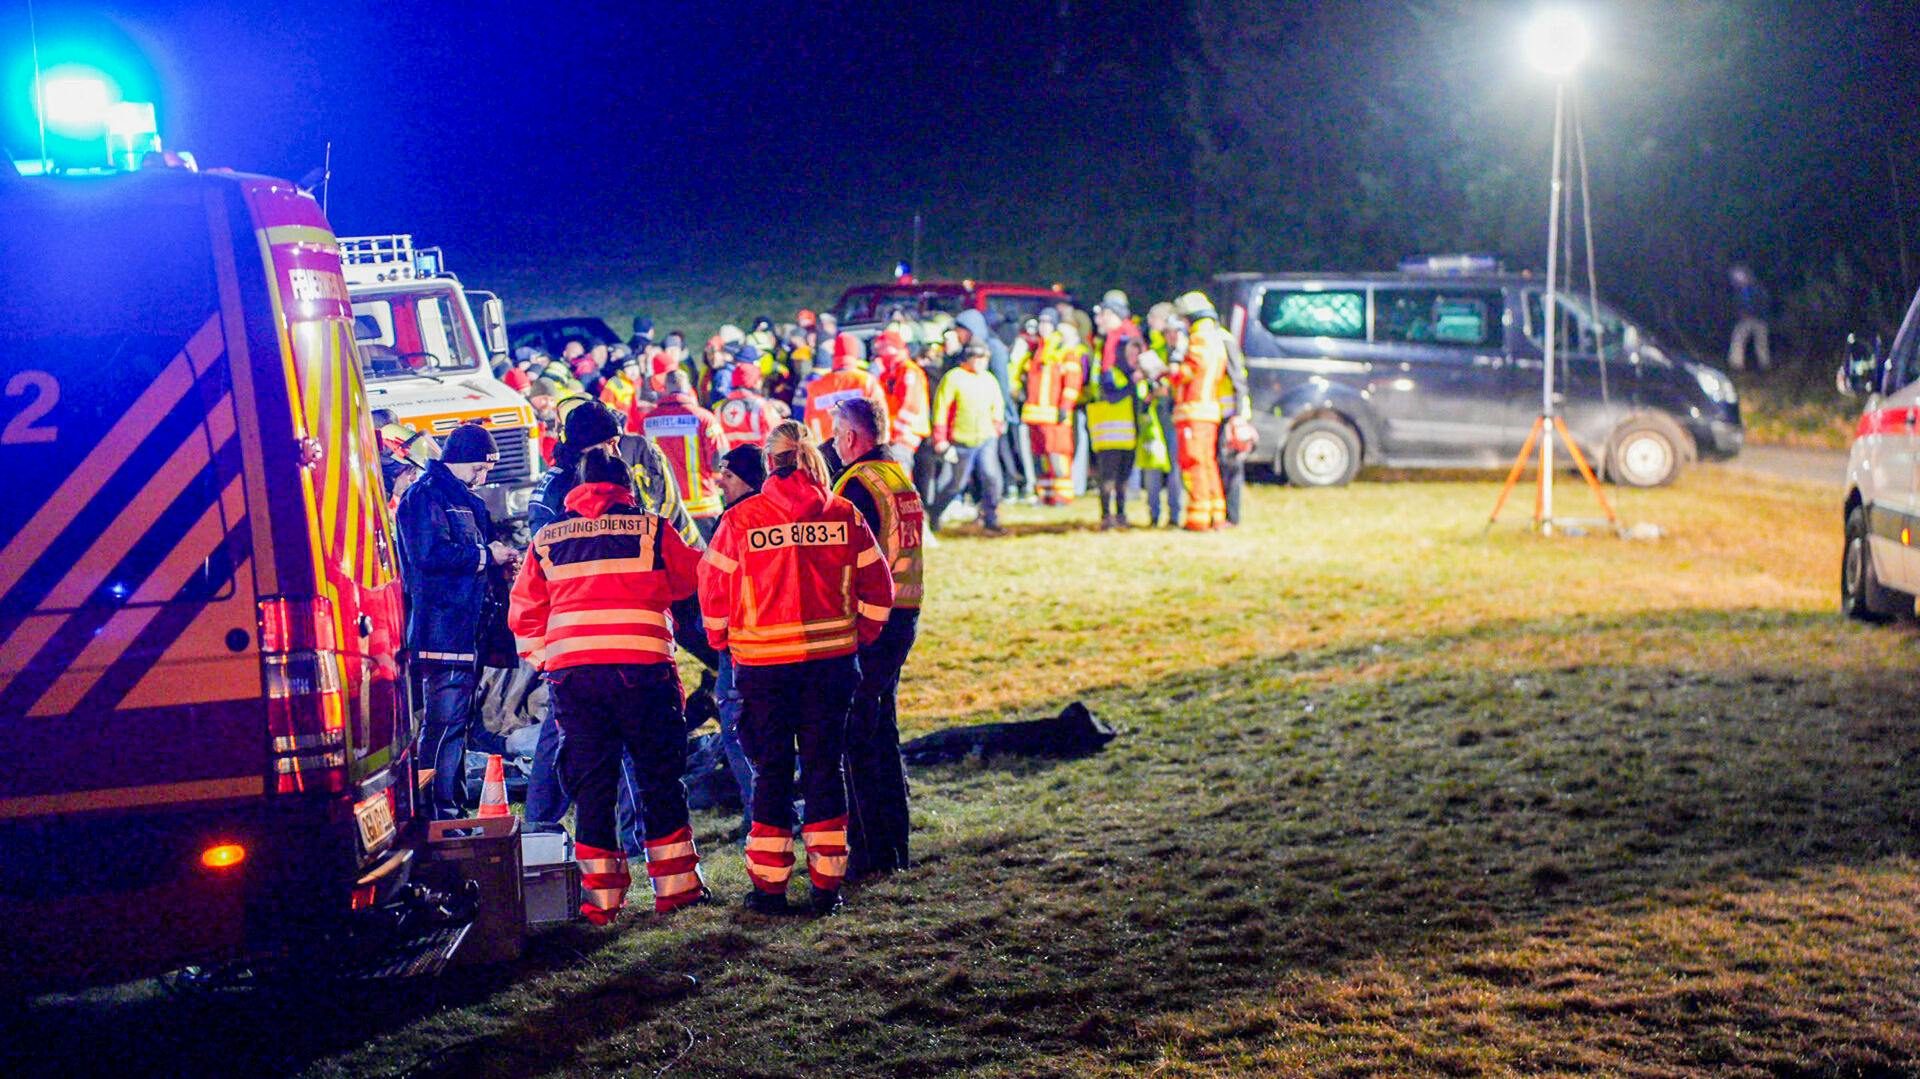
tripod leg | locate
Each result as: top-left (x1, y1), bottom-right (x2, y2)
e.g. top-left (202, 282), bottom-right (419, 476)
top-left (1488, 416), bottom-right (1545, 528)
top-left (1553, 416), bottom-right (1619, 527)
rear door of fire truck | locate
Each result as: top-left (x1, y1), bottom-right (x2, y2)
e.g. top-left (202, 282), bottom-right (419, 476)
top-left (0, 172), bottom-right (269, 987)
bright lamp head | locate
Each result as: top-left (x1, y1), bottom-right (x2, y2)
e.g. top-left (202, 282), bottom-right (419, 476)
top-left (1522, 8), bottom-right (1592, 79)
top-left (39, 73), bottom-right (114, 135)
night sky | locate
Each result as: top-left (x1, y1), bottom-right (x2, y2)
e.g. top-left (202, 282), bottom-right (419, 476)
top-left (8, 1), bottom-right (1920, 342)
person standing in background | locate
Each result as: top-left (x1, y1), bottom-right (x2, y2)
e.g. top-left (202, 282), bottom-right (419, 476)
top-left (1727, 263), bottom-right (1771, 372)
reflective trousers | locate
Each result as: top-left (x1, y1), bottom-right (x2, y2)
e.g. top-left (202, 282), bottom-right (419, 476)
top-left (736, 654), bottom-right (859, 893)
top-left (1029, 422), bottom-right (1076, 505)
top-left (847, 611), bottom-right (916, 877)
top-left (1177, 420), bottom-right (1225, 530)
top-left (551, 663), bottom-right (701, 916)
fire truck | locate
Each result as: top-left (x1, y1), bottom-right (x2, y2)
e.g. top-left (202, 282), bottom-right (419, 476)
top-left (339, 235), bottom-right (538, 524)
top-left (0, 162), bottom-right (466, 992)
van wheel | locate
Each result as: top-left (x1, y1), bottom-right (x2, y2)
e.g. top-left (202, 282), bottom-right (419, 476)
top-left (1843, 505), bottom-right (1913, 623)
top-left (1606, 416), bottom-right (1687, 487)
top-left (1282, 418), bottom-right (1362, 487)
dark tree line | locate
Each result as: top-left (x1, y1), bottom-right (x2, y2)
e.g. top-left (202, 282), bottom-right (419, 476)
top-left (1170, 0), bottom-right (1920, 367)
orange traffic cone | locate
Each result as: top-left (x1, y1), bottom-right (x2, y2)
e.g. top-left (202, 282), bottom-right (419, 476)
top-left (477, 754), bottom-right (509, 818)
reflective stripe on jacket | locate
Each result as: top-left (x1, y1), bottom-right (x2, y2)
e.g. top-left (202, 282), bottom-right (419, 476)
top-left (642, 393), bottom-right (728, 519)
top-left (696, 470), bottom-right (894, 666)
top-left (507, 482), bottom-right (700, 671)
top-left (880, 360), bottom-right (931, 450)
top-left (832, 453), bottom-right (926, 610)
top-left (1085, 365), bottom-right (1140, 451)
top-left (1173, 318), bottom-right (1228, 424)
top-left (1017, 334), bottom-right (1086, 426)
top-left (803, 369), bottom-right (891, 444)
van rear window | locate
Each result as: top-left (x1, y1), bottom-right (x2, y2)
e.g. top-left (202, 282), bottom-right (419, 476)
top-left (1260, 289), bottom-right (1366, 339)
top-left (0, 186), bottom-right (237, 614)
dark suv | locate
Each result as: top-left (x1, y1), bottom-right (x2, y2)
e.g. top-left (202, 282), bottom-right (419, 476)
top-left (1213, 267), bottom-right (1743, 486)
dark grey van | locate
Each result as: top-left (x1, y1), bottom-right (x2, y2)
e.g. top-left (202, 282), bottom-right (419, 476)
top-left (1213, 268), bottom-right (1743, 486)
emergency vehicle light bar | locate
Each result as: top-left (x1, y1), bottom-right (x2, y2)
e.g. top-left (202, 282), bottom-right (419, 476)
top-left (338, 234), bottom-right (448, 285)
top-left (1399, 254), bottom-right (1505, 275)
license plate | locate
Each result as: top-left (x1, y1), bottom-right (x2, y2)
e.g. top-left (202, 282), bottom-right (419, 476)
top-left (355, 791), bottom-right (396, 852)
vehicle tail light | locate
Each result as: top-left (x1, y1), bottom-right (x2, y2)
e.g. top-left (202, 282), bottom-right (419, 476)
top-left (200, 842), bottom-right (247, 869)
top-left (259, 596), bottom-right (348, 795)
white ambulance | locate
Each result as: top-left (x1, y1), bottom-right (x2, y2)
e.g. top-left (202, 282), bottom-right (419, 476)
top-left (1839, 297), bottom-right (1920, 622)
top-left (340, 235), bottom-right (538, 523)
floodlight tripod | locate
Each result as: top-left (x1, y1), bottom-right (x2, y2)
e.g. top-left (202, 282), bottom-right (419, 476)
top-left (1487, 78), bottom-right (1619, 536)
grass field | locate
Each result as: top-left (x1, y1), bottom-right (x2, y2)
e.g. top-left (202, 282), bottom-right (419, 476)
top-left (16, 466), bottom-right (1920, 1078)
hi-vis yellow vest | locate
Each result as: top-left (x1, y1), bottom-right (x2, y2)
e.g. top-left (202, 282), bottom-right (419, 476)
top-left (833, 457), bottom-right (925, 610)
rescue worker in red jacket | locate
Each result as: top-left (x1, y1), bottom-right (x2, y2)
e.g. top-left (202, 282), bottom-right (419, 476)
top-left (508, 447), bottom-right (708, 924)
top-left (1015, 318), bottom-right (1086, 506)
top-left (641, 370), bottom-right (730, 540)
top-left (872, 329), bottom-right (930, 446)
top-left (830, 399), bottom-right (924, 878)
top-left (802, 333), bottom-right (890, 460)
top-left (716, 362), bottom-right (782, 449)
top-left (697, 420), bottom-right (894, 916)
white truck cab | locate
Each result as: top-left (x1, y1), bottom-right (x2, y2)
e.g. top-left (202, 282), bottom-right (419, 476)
top-left (1839, 293), bottom-right (1920, 622)
top-left (340, 235), bottom-right (537, 523)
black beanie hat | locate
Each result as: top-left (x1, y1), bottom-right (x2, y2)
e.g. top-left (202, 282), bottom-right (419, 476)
top-left (441, 423), bottom-right (498, 465)
top-left (720, 444), bottom-right (765, 492)
top-left (562, 399), bottom-right (622, 448)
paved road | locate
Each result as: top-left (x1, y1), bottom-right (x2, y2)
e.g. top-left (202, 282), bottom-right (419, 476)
top-left (1706, 443), bottom-right (1848, 489)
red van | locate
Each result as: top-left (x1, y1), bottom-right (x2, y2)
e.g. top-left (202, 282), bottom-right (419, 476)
top-left (832, 278), bottom-right (1072, 345)
top-left (0, 164), bottom-right (419, 990)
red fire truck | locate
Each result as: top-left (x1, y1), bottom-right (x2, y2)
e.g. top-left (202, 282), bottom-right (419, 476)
top-left (0, 161), bottom-right (450, 991)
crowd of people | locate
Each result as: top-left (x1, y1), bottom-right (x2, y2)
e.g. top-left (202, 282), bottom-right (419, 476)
top-left (378, 286), bottom-right (1256, 924)
top-left (494, 288), bottom-right (1260, 534)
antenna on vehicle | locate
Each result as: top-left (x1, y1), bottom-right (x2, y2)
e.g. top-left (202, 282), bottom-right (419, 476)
top-left (321, 141), bottom-right (332, 215)
top-left (28, 0), bottom-right (48, 167)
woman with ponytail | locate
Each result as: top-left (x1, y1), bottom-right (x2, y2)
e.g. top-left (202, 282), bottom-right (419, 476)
top-left (697, 420), bottom-right (895, 916)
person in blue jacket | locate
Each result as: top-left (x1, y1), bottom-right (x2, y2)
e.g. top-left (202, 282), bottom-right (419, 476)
top-left (395, 423), bottom-right (518, 820)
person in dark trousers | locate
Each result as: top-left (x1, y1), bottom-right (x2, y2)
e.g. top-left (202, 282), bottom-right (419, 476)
top-left (949, 309), bottom-right (1020, 500)
top-left (1218, 325), bottom-right (1254, 527)
top-left (830, 399), bottom-right (924, 878)
top-left (926, 343), bottom-right (1008, 534)
top-left (697, 421), bottom-right (894, 916)
top-left (711, 444), bottom-right (766, 839)
top-left (509, 447), bottom-right (707, 923)
top-left (395, 423), bottom-right (517, 821)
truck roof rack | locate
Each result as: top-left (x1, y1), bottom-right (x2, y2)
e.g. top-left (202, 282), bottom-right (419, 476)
top-left (338, 234), bottom-right (449, 286)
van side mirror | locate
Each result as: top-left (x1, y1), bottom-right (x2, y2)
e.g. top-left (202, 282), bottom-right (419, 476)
top-left (1838, 333), bottom-right (1883, 397)
top-left (470, 291), bottom-right (510, 358)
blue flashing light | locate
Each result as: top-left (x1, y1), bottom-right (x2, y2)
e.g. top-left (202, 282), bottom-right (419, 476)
top-left (1400, 254), bottom-right (1504, 275)
top-left (39, 69), bottom-right (114, 136)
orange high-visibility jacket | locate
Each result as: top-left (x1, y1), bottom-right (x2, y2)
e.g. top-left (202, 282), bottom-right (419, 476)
top-left (641, 392), bottom-right (729, 519)
top-left (803, 368), bottom-right (891, 444)
top-left (507, 482), bottom-right (701, 671)
top-left (1020, 337), bottom-right (1085, 426)
top-left (696, 470), bottom-right (894, 666)
top-left (879, 360), bottom-right (931, 450)
top-left (1174, 319), bottom-right (1229, 424)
